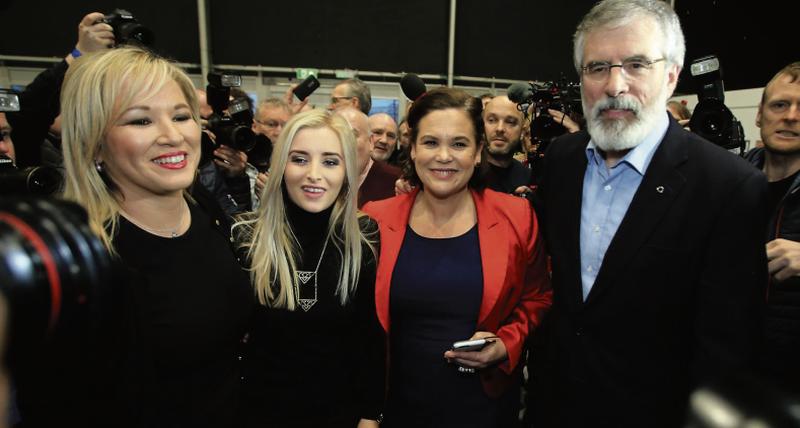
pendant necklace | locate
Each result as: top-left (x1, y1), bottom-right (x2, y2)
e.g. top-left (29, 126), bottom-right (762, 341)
top-left (120, 202), bottom-right (189, 238)
top-left (294, 237), bottom-right (329, 312)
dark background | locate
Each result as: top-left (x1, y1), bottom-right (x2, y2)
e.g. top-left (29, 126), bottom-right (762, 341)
top-left (1, 1), bottom-right (796, 92)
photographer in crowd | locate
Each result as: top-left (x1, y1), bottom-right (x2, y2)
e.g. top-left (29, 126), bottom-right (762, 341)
top-left (743, 61), bottom-right (800, 395)
top-left (195, 88), bottom-right (256, 216)
top-left (57, 46), bottom-right (252, 427)
top-left (6, 12), bottom-right (113, 169)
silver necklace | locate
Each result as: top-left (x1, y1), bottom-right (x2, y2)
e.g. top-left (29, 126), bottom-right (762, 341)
top-left (120, 203), bottom-right (189, 238)
top-left (294, 237), bottom-right (329, 312)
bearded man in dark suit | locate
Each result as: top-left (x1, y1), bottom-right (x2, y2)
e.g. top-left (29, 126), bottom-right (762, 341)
top-left (529, 0), bottom-right (768, 427)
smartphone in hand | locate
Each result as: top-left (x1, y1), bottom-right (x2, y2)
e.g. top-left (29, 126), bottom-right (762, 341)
top-left (292, 75), bottom-right (320, 101)
top-left (451, 338), bottom-right (493, 352)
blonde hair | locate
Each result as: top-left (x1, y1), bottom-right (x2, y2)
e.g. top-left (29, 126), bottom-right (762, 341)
top-left (60, 46), bottom-right (199, 253)
top-left (234, 110), bottom-right (375, 309)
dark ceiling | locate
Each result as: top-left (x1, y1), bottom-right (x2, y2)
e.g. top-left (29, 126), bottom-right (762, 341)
top-left (1, 1), bottom-right (795, 91)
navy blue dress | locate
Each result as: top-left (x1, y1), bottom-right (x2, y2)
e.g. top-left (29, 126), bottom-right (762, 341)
top-left (385, 224), bottom-right (500, 427)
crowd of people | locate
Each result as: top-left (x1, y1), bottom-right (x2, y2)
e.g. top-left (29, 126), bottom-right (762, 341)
top-left (1, 0), bottom-right (799, 427)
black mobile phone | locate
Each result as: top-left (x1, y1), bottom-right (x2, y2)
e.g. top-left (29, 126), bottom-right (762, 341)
top-left (451, 338), bottom-right (493, 352)
top-left (292, 75), bottom-right (320, 101)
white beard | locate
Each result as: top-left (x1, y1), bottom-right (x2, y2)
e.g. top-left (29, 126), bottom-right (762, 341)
top-left (583, 83), bottom-right (670, 152)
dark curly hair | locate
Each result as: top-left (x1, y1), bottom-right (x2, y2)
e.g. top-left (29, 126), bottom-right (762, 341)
top-left (402, 87), bottom-right (486, 189)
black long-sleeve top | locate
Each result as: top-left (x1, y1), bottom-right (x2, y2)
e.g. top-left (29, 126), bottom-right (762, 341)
top-left (238, 199), bottom-right (385, 427)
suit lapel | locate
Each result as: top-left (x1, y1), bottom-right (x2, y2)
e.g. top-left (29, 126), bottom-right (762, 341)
top-left (474, 190), bottom-right (508, 326)
top-left (374, 192), bottom-right (416, 332)
top-left (586, 123), bottom-right (689, 304)
top-left (548, 137), bottom-right (590, 311)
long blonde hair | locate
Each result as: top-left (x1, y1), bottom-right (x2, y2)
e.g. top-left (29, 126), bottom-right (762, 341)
top-left (235, 110), bottom-right (375, 309)
top-left (60, 46), bottom-right (199, 253)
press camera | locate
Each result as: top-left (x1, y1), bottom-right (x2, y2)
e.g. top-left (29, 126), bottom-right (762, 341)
top-left (101, 9), bottom-right (154, 47)
top-left (687, 55), bottom-right (746, 153)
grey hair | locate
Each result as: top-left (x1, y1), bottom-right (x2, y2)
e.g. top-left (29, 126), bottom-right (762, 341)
top-left (573, 0), bottom-right (685, 73)
top-left (256, 97), bottom-right (290, 115)
top-left (338, 78), bottom-right (372, 115)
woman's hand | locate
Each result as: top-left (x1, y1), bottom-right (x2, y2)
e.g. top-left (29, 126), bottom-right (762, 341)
top-left (443, 331), bottom-right (508, 370)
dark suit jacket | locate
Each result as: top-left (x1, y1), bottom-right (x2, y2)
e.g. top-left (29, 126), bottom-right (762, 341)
top-left (357, 161), bottom-right (401, 208)
top-left (531, 118), bottom-right (768, 428)
top-left (363, 188), bottom-right (552, 397)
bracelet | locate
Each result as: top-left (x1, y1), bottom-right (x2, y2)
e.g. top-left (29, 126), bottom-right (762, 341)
top-left (71, 48), bottom-right (82, 58)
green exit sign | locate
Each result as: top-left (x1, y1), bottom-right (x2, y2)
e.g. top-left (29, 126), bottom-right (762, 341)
top-left (295, 68), bottom-right (319, 79)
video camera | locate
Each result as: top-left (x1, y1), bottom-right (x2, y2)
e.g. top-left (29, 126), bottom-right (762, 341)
top-left (508, 79), bottom-right (582, 176)
top-left (202, 72), bottom-right (265, 166)
top-left (101, 9), bottom-right (154, 47)
top-left (688, 55), bottom-right (746, 154)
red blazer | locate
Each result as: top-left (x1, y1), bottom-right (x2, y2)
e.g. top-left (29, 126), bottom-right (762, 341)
top-left (362, 188), bottom-right (552, 396)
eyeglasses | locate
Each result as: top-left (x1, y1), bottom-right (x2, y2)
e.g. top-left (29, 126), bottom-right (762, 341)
top-left (330, 96), bottom-right (353, 104)
top-left (581, 58), bottom-right (666, 81)
top-left (254, 118), bottom-right (285, 129)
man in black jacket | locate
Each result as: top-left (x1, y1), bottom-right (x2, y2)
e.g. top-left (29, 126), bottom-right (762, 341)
top-left (744, 61), bottom-right (800, 394)
top-left (529, 1), bottom-right (767, 427)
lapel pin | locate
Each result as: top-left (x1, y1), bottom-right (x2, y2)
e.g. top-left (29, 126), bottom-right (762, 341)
top-left (656, 186), bottom-right (665, 194)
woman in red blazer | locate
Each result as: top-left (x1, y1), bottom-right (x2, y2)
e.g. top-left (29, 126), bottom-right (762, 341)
top-left (362, 88), bottom-right (551, 427)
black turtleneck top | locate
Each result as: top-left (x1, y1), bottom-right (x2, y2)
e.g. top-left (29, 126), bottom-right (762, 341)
top-left (238, 198), bottom-right (385, 427)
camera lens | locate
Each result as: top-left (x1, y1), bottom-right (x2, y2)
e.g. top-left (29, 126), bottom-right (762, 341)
top-left (229, 126), bottom-right (256, 153)
top-left (689, 99), bottom-right (735, 148)
top-left (0, 198), bottom-right (112, 356)
top-left (119, 22), bottom-right (154, 47)
top-left (0, 165), bottom-right (62, 196)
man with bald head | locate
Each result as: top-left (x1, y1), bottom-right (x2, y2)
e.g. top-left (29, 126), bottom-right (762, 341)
top-left (483, 95), bottom-right (532, 195)
top-left (368, 113), bottom-right (399, 162)
top-left (337, 107), bottom-right (400, 207)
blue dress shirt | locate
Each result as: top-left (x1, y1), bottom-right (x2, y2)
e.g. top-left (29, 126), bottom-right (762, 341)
top-left (580, 114), bottom-right (670, 300)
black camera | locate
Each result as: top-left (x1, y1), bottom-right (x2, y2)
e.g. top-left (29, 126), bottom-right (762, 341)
top-left (0, 155), bottom-right (61, 195)
top-left (202, 72), bottom-right (266, 165)
top-left (0, 198), bottom-right (112, 359)
top-left (103, 9), bottom-right (154, 47)
top-left (688, 55), bottom-right (745, 153)
top-left (508, 79), bottom-right (582, 179)
top-left (527, 80), bottom-right (582, 144)
top-left (1, 198), bottom-right (114, 423)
